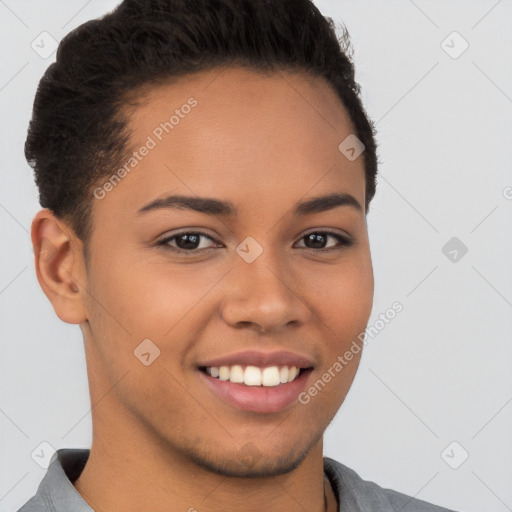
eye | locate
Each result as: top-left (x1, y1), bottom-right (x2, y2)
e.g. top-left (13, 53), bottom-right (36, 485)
top-left (295, 230), bottom-right (353, 252)
top-left (157, 229), bottom-right (352, 254)
top-left (157, 231), bottom-right (220, 253)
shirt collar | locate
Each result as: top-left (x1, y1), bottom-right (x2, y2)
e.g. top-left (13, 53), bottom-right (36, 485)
top-left (38, 449), bottom-right (92, 511)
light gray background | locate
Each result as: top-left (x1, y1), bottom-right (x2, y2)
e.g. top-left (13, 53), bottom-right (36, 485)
top-left (1, 1), bottom-right (511, 511)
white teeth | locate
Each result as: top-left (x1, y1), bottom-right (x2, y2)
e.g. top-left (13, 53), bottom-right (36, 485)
top-left (262, 366), bottom-right (280, 387)
top-left (219, 366), bottom-right (230, 381)
top-left (205, 364), bottom-right (303, 386)
top-left (288, 366), bottom-right (298, 383)
top-left (244, 366), bottom-right (261, 386)
top-left (230, 364), bottom-right (244, 383)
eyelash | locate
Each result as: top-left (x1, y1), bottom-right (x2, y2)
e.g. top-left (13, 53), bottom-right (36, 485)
top-left (156, 229), bottom-right (353, 255)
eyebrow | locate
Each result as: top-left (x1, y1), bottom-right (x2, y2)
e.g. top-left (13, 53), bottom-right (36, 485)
top-left (136, 192), bottom-right (363, 217)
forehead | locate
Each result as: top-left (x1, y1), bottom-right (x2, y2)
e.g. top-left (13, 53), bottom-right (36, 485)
top-left (96, 67), bottom-right (366, 220)
top-left (127, 66), bottom-right (358, 151)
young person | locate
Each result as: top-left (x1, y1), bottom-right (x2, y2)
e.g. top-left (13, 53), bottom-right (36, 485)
top-left (20, 0), bottom-right (460, 510)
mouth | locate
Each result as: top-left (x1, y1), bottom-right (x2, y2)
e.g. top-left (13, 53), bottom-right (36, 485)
top-left (196, 351), bottom-right (315, 413)
top-left (198, 364), bottom-right (311, 387)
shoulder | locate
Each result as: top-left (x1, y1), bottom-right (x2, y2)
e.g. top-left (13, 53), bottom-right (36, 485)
top-left (15, 448), bottom-right (91, 512)
top-left (324, 457), bottom-right (461, 512)
top-left (16, 494), bottom-right (48, 512)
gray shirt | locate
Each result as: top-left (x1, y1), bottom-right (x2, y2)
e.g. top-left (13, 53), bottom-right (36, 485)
top-left (17, 448), bottom-right (459, 511)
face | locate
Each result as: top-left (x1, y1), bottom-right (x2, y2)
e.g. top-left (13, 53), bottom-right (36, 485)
top-left (74, 67), bottom-right (374, 477)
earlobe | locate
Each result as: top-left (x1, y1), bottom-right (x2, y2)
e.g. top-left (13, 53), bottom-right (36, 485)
top-left (31, 208), bottom-right (88, 324)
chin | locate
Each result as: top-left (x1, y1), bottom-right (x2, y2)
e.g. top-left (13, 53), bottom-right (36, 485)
top-left (186, 441), bottom-right (312, 478)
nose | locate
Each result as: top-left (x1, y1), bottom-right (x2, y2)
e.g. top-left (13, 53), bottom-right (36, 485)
top-left (220, 253), bottom-right (312, 335)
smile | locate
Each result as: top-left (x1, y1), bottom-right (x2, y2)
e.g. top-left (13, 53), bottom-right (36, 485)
top-left (197, 350), bottom-right (315, 413)
top-left (202, 364), bottom-right (303, 387)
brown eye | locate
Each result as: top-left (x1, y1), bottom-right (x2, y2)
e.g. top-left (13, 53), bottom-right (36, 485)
top-left (296, 231), bottom-right (353, 251)
top-left (156, 229), bottom-right (353, 255)
top-left (157, 231), bottom-right (220, 253)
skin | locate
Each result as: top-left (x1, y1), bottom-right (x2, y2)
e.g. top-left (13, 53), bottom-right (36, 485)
top-left (31, 66), bottom-right (374, 512)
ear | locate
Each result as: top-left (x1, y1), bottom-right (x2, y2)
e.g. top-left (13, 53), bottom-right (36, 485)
top-left (31, 208), bottom-right (88, 324)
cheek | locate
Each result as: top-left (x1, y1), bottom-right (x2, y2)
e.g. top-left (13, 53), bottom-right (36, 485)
top-left (125, 264), bottom-right (223, 339)
top-left (90, 248), bottom-right (214, 336)
top-left (311, 254), bottom-right (374, 333)
top-left (299, 262), bottom-right (371, 416)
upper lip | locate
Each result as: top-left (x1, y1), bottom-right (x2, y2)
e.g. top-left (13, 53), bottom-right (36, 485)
top-left (197, 350), bottom-right (315, 369)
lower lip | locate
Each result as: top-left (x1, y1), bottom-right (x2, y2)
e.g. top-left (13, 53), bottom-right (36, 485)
top-left (199, 369), bottom-right (313, 413)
